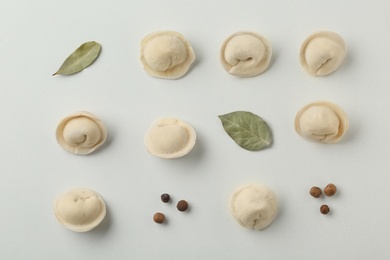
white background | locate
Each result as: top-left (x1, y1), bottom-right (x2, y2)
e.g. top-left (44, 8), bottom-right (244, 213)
top-left (1, 0), bottom-right (390, 259)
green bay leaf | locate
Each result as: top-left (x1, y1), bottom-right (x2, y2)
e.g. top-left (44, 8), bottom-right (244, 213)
top-left (218, 111), bottom-right (272, 151)
top-left (53, 41), bottom-right (101, 76)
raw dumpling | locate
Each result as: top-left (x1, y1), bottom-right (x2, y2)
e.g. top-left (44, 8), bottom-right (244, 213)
top-left (144, 118), bottom-right (196, 159)
top-left (295, 101), bottom-right (348, 143)
top-left (230, 183), bottom-right (278, 230)
top-left (220, 31), bottom-right (272, 77)
top-left (299, 31), bottom-right (346, 76)
top-left (141, 31), bottom-right (196, 79)
top-left (56, 111), bottom-right (107, 155)
top-left (53, 188), bottom-right (106, 232)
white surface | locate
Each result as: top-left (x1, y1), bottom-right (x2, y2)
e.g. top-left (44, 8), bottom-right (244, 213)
top-left (1, 0), bottom-right (390, 259)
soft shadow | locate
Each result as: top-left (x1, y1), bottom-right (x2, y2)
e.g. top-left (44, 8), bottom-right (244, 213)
top-left (340, 47), bottom-right (353, 72)
top-left (170, 130), bottom-right (205, 165)
top-left (265, 50), bottom-right (277, 73)
top-left (88, 204), bottom-right (112, 235)
top-left (338, 122), bottom-right (358, 145)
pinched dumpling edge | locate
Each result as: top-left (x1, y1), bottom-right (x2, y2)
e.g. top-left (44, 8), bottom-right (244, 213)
top-left (56, 111), bottom-right (108, 155)
top-left (53, 188), bottom-right (106, 232)
top-left (295, 101), bottom-right (349, 144)
top-left (299, 31), bottom-right (346, 76)
top-left (144, 118), bottom-right (196, 159)
top-left (140, 31), bottom-right (196, 79)
top-left (220, 31), bottom-right (272, 77)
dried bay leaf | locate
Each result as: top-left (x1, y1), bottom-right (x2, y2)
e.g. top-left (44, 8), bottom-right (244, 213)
top-left (218, 111), bottom-right (272, 151)
top-left (53, 41), bottom-right (101, 76)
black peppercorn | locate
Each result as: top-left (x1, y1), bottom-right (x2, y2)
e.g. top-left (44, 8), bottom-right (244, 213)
top-left (161, 193), bottom-right (170, 203)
